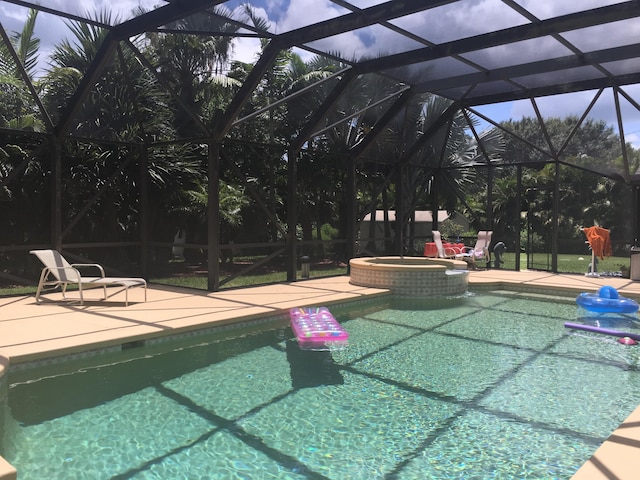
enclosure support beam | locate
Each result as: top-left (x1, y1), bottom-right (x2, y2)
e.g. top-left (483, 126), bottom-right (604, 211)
top-left (552, 160), bottom-right (560, 273)
top-left (279, 1), bottom-right (439, 49)
top-left (51, 137), bottom-right (62, 252)
top-left (394, 164), bottom-right (407, 255)
top-left (634, 186), bottom-right (640, 246)
top-left (516, 165), bottom-right (522, 271)
top-left (208, 142), bottom-right (221, 291)
top-left (614, 87), bottom-right (631, 179)
top-left (139, 145), bottom-right (150, 279)
top-left (532, 97), bottom-right (559, 273)
top-left (431, 172), bottom-right (439, 233)
top-left (286, 149), bottom-right (298, 282)
top-left (346, 157), bottom-right (356, 265)
top-left (487, 163), bottom-right (494, 230)
top-left (356, 3), bottom-right (640, 76)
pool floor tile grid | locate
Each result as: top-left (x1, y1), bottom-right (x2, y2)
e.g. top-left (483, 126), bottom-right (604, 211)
top-left (6, 293), bottom-right (640, 479)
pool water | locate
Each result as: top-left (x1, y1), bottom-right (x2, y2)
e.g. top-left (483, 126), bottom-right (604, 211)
top-left (3, 291), bottom-right (640, 479)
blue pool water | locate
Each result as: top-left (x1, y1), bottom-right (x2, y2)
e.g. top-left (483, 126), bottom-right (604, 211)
top-left (3, 291), bottom-right (640, 479)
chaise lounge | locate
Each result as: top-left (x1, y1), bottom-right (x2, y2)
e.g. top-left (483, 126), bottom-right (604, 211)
top-left (432, 230), bottom-right (493, 269)
top-left (460, 230), bottom-right (493, 268)
top-left (30, 249), bottom-right (147, 306)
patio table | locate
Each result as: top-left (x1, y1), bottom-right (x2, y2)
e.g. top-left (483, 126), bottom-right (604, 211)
top-left (424, 242), bottom-right (465, 257)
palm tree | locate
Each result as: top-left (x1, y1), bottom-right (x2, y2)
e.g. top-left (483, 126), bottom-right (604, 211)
top-left (37, 10), bottom-right (208, 263)
top-left (0, 8), bottom-right (50, 263)
top-left (0, 8), bottom-right (40, 79)
top-left (0, 8), bottom-right (44, 131)
top-left (145, 4), bottom-right (240, 138)
top-left (171, 179), bottom-right (251, 262)
top-left (353, 91), bottom-right (504, 253)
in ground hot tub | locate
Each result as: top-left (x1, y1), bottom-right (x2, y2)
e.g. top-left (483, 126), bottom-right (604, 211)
top-left (349, 256), bottom-right (469, 296)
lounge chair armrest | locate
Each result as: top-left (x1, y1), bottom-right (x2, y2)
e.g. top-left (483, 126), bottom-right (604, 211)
top-left (71, 263), bottom-right (106, 278)
top-left (39, 265), bottom-right (82, 284)
top-left (443, 246), bottom-right (461, 256)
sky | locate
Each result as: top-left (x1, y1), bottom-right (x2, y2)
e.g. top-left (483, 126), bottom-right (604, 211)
top-left (2, 0), bottom-right (640, 146)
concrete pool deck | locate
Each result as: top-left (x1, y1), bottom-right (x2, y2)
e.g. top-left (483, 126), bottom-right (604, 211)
top-left (1, 269), bottom-right (640, 479)
top-left (0, 277), bottom-right (389, 365)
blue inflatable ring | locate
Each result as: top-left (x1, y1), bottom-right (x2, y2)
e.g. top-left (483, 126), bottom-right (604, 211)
top-left (576, 286), bottom-right (639, 313)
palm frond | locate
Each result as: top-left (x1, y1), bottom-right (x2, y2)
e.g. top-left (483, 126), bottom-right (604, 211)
top-left (15, 9), bottom-right (40, 77)
top-left (0, 9), bottom-right (40, 79)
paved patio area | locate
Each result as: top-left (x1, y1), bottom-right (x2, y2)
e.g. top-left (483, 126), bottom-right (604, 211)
top-left (1, 269), bottom-right (640, 479)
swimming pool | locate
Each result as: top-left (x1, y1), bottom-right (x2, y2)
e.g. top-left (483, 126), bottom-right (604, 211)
top-left (3, 291), bottom-right (640, 479)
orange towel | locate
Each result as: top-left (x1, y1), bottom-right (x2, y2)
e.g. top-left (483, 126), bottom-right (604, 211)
top-left (583, 226), bottom-right (612, 259)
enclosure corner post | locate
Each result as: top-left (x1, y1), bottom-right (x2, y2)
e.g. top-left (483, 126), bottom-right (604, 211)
top-left (208, 141), bottom-right (220, 292)
top-left (139, 144), bottom-right (150, 278)
top-left (634, 185), bottom-right (640, 246)
top-left (286, 148), bottom-right (298, 282)
top-left (394, 164), bottom-right (407, 255)
top-left (431, 171), bottom-right (439, 232)
top-left (51, 136), bottom-right (62, 251)
top-left (551, 160), bottom-right (560, 273)
top-left (346, 157), bottom-right (357, 264)
top-left (515, 165), bottom-right (522, 271)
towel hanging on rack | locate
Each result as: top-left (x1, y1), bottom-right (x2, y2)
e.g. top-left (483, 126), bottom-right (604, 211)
top-left (582, 226), bottom-right (612, 260)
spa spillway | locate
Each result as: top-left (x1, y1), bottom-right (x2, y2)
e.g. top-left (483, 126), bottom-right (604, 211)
top-left (349, 256), bottom-right (469, 296)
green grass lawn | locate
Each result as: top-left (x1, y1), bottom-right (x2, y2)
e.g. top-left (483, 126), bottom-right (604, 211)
top-left (495, 252), bottom-right (629, 275)
top-left (0, 285), bottom-right (38, 296)
top-left (152, 266), bottom-right (348, 290)
top-left (0, 268), bottom-right (348, 296)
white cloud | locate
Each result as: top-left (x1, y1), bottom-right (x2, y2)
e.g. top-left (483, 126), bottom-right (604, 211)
top-left (516, 0), bottom-right (626, 20)
top-left (273, 0), bottom-right (346, 32)
top-left (626, 132), bottom-right (640, 148)
top-left (40, 0), bottom-right (157, 21)
top-left (389, 0), bottom-right (527, 44)
top-left (232, 36), bottom-right (262, 64)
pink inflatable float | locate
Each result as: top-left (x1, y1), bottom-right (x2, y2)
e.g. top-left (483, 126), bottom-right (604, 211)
top-left (289, 307), bottom-right (349, 350)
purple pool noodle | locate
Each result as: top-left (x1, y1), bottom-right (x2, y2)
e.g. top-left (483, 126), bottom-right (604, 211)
top-left (564, 322), bottom-right (640, 341)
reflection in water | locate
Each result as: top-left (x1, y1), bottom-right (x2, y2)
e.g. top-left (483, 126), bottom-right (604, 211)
top-left (285, 340), bottom-right (344, 389)
top-left (578, 314), bottom-right (639, 330)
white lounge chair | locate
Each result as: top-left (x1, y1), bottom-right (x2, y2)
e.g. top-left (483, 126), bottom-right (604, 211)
top-left (432, 231), bottom-right (466, 259)
top-left (30, 249), bottom-right (147, 306)
top-left (461, 231), bottom-right (493, 268)
top-left (432, 230), bottom-right (493, 269)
